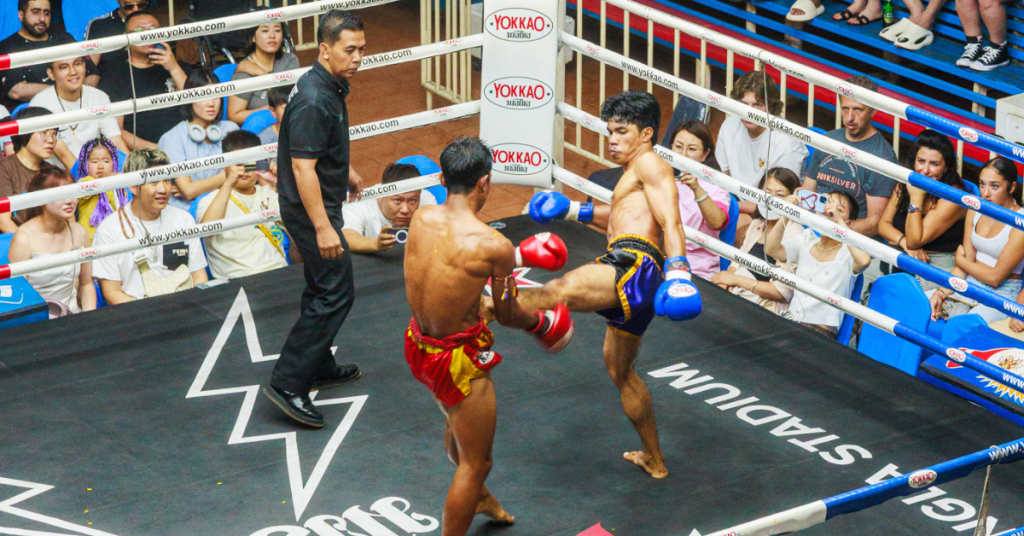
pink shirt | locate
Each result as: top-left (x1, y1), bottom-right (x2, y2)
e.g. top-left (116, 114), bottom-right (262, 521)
top-left (677, 179), bottom-right (732, 279)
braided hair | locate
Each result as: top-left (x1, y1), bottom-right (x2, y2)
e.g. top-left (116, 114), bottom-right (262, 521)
top-left (76, 136), bottom-right (127, 228)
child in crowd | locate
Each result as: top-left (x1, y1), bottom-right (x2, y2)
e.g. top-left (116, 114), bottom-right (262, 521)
top-left (7, 167), bottom-right (97, 316)
top-left (75, 136), bottom-right (128, 239)
top-left (259, 85), bottom-right (291, 147)
top-left (197, 130), bottom-right (289, 279)
top-left (766, 190), bottom-right (871, 337)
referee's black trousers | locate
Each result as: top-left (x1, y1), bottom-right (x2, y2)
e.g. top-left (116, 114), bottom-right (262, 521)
top-left (271, 202), bottom-right (355, 395)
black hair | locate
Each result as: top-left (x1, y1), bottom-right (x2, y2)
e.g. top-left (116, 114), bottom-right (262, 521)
top-left (124, 9), bottom-right (158, 28)
top-left (317, 10), bottom-right (363, 45)
top-left (221, 130), bottom-right (261, 153)
top-left (268, 85), bottom-right (293, 109)
top-left (18, 0), bottom-right (47, 12)
top-left (601, 90), bottom-right (661, 144)
top-left (12, 107), bottom-right (53, 152)
top-left (896, 129), bottom-right (964, 215)
top-left (180, 69), bottom-right (221, 120)
top-left (670, 119), bottom-right (720, 171)
top-left (440, 137), bottom-right (492, 195)
top-left (981, 156), bottom-right (1022, 204)
top-left (758, 167), bottom-right (800, 195)
top-left (24, 167), bottom-right (71, 221)
top-left (242, 7), bottom-right (285, 61)
top-left (382, 163), bottom-right (420, 184)
top-left (829, 190), bottom-right (860, 223)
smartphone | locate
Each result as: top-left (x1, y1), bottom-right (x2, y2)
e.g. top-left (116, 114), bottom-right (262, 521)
top-left (385, 227), bottom-right (409, 244)
top-left (796, 188), bottom-right (829, 214)
top-left (151, 44), bottom-right (166, 51)
top-left (244, 160), bottom-right (270, 173)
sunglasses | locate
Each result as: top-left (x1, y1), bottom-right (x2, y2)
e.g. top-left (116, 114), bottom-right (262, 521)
top-left (122, 1), bottom-right (148, 11)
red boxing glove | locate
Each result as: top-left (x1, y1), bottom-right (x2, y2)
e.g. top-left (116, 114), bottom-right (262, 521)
top-left (528, 302), bottom-right (574, 353)
top-left (515, 232), bottom-right (568, 271)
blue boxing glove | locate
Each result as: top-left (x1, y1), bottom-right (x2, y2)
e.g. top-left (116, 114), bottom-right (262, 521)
top-left (654, 256), bottom-right (702, 321)
top-left (528, 191), bottom-right (594, 224)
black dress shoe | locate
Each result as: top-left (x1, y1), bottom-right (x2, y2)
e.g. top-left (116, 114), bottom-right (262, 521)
top-left (263, 384), bottom-right (324, 428)
top-left (311, 364), bottom-right (361, 391)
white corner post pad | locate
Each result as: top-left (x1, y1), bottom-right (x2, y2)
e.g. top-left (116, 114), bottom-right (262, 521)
top-left (704, 501), bottom-right (827, 536)
top-left (478, 0), bottom-right (559, 188)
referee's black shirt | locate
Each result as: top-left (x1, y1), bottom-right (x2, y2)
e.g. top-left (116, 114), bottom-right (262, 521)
top-left (276, 61), bottom-right (351, 214)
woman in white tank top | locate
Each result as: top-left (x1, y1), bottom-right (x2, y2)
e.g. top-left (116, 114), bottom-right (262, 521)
top-left (929, 157), bottom-right (1024, 325)
top-left (7, 168), bottom-right (97, 316)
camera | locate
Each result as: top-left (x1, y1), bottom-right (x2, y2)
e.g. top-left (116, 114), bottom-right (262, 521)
top-left (244, 160), bottom-right (271, 173)
top-left (386, 227), bottom-right (409, 244)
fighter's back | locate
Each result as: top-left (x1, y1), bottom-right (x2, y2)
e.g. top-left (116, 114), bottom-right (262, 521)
top-left (404, 204), bottom-right (508, 339)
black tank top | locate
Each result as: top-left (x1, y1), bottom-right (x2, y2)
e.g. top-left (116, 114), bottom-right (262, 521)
top-left (893, 207), bottom-right (965, 253)
top-left (746, 242), bottom-right (776, 282)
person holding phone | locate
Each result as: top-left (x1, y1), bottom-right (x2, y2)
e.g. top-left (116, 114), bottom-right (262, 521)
top-left (341, 162), bottom-right (437, 254)
top-left (197, 131), bottom-right (289, 280)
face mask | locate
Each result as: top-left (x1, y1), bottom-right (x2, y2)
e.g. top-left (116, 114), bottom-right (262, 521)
top-left (758, 202), bottom-right (780, 221)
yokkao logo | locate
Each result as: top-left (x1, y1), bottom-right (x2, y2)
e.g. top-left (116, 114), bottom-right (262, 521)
top-left (949, 277), bottom-right (969, 293)
top-left (958, 127), bottom-right (979, 143)
top-left (264, 10), bottom-right (285, 21)
top-left (260, 143), bottom-right (278, 154)
top-left (701, 33), bottom-right (716, 44)
top-left (491, 143), bottom-right (549, 175)
top-left (432, 107), bottom-right (454, 117)
top-left (443, 38), bottom-right (464, 48)
top-left (88, 106), bottom-right (111, 117)
top-left (668, 285), bottom-right (697, 298)
top-left (945, 348), bottom-right (967, 363)
top-left (706, 92), bottom-right (723, 106)
top-left (700, 167), bottom-right (717, 180)
top-left (841, 146), bottom-right (859, 160)
top-left (79, 41), bottom-right (101, 52)
top-left (962, 195), bottom-right (982, 210)
top-left (485, 77), bottom-right (553, 110)
top-left (694, 235), bottom-right (709, 246)
top-left (272, 72), bottom-right (295, 83)
top-left (486, 9), bottom-right (553, 42)
top-left (259, 209), bottom-right (280, 219)
top-left (77, 248), bottom-right (100, 259)
top-left (581, 114), bottom-right (597, 127)
top-left (836, 82), bottom-right (855, 98)
top-left (78, 182), bottom-right (101, 193)
top-left (826, 295), bottom-right (843, 308)
top-left (573, 177), bottom-right (589, 189)
top-left (584, 44), bottom-right (600, 57)
top-left (908, 469), bottom-right (938, 489)
top-left (830, 224), bottom-right (848, 239)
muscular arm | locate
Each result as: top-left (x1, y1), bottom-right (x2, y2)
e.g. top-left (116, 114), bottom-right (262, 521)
top-left (849, 194), bottom-right (888, 236)
top-left (639, 156), bottom-right (686, 258)
top-left (489, 237), bottom-right (540, 330)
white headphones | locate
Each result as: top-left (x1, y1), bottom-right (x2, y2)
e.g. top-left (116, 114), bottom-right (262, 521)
top-left (188, 122), bottom-right (224, 143)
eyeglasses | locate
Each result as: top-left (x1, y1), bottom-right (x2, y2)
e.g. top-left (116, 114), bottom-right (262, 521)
top-left (37, 129), bottom-right (60, 140)
top-left (122, 1), bottom-right (147, 11)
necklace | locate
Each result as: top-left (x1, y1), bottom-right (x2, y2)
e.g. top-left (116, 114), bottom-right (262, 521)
top-left (248, 54), bottom-right (273, 73)
top-left (55, 90), bottom-right (83, 145)
top-left (815, 241), bottom-right (842, 252)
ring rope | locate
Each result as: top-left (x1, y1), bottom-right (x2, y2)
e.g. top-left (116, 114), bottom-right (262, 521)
top-left (602, 0), bottom-right (1020, 166)
top-left (0, 101), bottom-right (480, 214)
top-left (559, 32), bottom-right (1024, 234)
top-left (0, 36), bottom-right (483, 139)
top-left (553, 165), bottom-right (1024, 392)
top-left (0, 0), bottom-right (400, 72)
top-left (0, 172), bottom-right (439, 281)
top-left (558, 101), bottom-right (1024, 324)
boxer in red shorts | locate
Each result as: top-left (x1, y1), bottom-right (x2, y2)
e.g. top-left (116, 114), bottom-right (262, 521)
top-left (404, 136), bottom-right (573, 536)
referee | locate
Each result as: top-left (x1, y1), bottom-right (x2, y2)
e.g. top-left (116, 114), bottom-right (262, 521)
top-left (264, 10), bottom-right (366, 428)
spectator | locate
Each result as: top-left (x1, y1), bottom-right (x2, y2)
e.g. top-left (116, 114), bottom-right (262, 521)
top-left (879, 0), bottom-right (951, 50)
top-left (802, 75), bottom-right (897, 238)
top-left (712, 167), bottom-right (804, 316)
top-left (29, 56), bottom-right (129, 164)
top-left (7, 167), bottom-right (97, 316)
top-left (929, 157), bottom-right (1024, 324)
top-left (158, 70), bottom-right (239, 210)
top-left (83, 0), bottom-right (146, 69)
top-left (716, 70), bottom-right (807, 239)
top-left (93, 148), bottom-right (208, 304)
top-left (341, 163), bottom-right (436, 254)
top-left (259, 85), bottom-right (292, 147)
top-left (0, 0), bottom-right (100, 111)
top-left (766, 190), bottom-right (871, 337)
top-left (956, 0), bottom-right (1010, 71)
top-left (669, 119), bottom-right (731, 279)
top-left (97, 10), bottom-right (189, 150)
top-left (228, 17), bottom-right (300, 125)
top-left (75, 136), bottom-right (128, 239)
top-left (830, 0), bottom-right (882, 25)
top-left (878, 130), bottom-right (968, 289)
top-left (0, 107), bottom-right (57, 233)
top-left (197, 131), bottom-right (289, 279)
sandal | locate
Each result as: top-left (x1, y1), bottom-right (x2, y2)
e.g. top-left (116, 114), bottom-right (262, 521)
top-left (832, 8), bottom-right (855, 21)
top-left (847, 13), bottom-right (881, 26)
top-left (879, 17), bottom-right (912, 41)
top-left (894, 21), bottom-right (934, 50)
top-left (786, 0), bottom-right (825, 22)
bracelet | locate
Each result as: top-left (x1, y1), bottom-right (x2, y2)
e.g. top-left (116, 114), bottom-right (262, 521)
top-left (750, 281), bottom-right (758, 293)
top-left (694, 192), bottom-right (710, 203)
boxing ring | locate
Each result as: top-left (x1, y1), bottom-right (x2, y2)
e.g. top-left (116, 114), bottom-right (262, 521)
top-left (1, 0), bottom-right (1024, 534)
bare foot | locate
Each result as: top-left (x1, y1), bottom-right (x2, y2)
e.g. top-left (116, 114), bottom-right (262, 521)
top-left (623, 451), bottom-right (669, 479)
top-left (476, 494), bottom-right (515, 524)
top-left (479, 295), bottom-right (496, 323)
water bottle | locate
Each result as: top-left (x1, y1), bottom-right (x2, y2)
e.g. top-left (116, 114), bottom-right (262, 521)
top-left (882, 0), bottom-right (895, 28)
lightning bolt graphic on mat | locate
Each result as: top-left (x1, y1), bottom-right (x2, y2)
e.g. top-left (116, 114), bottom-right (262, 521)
top-left (0, 477), bottom-right (118, 536)
top-left (186, 288), bottom-right (367, 521)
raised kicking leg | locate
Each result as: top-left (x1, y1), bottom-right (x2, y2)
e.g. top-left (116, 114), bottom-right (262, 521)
top-left (484, 263), bottom-right (619, 318)
top-left (439, 375), bottom-right (513, 536)
top-left (603, 327), bottom-right (668, 478)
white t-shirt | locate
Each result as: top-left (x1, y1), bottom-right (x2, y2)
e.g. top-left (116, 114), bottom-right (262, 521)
top-left (715, 115), bottom-right (809, 187)
top-left (342, 190), bottom-right (437, 237)
top-left (196, 185), bottom-right (288, 280)
top-left (92, 205), bottom-right (208, 300)
top-left (782, 228), bottom-right (854, 328)
top-left (30, 85), bottom-right (120, 160)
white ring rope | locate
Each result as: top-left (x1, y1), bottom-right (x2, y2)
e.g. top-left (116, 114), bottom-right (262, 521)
top-left (0, 101), bottom-right (480, 214)
top-left (0, 172), bottom-right (440, 280)
top-left (0, 36), bottom-right (483, 139)
top-left (0, 0), bottom-right (401, 71)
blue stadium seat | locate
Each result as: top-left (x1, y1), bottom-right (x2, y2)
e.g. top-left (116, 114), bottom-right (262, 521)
top-left (0, 232), bottom-right (12, 264)
top-left (212, 64), bottom-right (238, 121)
top-left (242, 109), bottom-right (276, 135)
top-left (396, 155), bottom-right (446, 205)
top-left (836, 272), bottom-right (864, 346)
top-left (963, 180), bottom-right (980, 196)
top-left (858, 273), bottom-right (931, 375)
top-left (718, 194), bottom-right (740, 271)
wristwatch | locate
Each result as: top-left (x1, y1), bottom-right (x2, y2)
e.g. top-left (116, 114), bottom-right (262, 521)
top-left (907, 204), bottom-right (922, 214)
